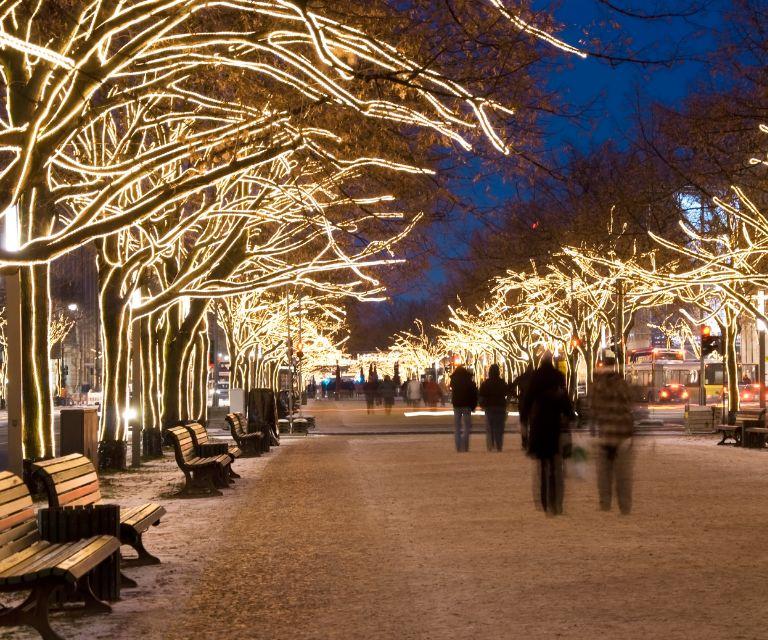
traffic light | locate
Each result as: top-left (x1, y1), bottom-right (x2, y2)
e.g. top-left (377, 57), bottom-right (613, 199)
top-left (570, 335), bottom-right (581, 349)
top-left (701, 325), bottom-right (722, 357)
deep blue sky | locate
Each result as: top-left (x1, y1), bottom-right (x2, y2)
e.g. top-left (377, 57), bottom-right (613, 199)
top-left (542, 0), bottom-right (726, 151)
top-left (408, 1), bottom-right (730, 294)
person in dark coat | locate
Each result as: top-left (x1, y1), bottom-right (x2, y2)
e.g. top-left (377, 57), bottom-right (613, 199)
top-left (450, 366), bottom-right (478, 452)
top-left (511, 365), bottom-right (534, 449)
top-left (363, 379), bottom-right (376, 414)
top-left (520, 355), bottom-right (574, 515)
top-left (380, 375), bottom-right (396, 414)
top-left (479, 364), bottom-right (510, 451)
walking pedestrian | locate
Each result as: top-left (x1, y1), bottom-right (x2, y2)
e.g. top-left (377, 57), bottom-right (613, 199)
top-left (478, 364), bottom-right (509, 451)
top-left (450, 365), bottom-right (478, 452)
top-left (423, 376), bottom-right (442, 407)
top-left (372, 365), bottom-right (382, 406)
top-left (589, 360), bottom-right (635, 514)
top-left (380, 375), bottom-right (396, 414)
top-left (521, 354), bottom-right (574, 515)
top-left (438, 378), bottom-right (449, 406)
top-left (363, 379), bottom-right (376, 414)
top-left (511, 365), bottom-right (534, 450)
top-left (406, 376), bottom-right (422, 407)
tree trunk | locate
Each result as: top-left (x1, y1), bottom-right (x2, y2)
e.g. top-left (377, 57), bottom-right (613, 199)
top-left (19, 263), bottom-right (53, 459)
top-left (724, 315), bottom-right (739, 416)
top-left (140, 314), bottom-right (163, 457)
top-left (192, 325), bottom-right (208, 424)
top-left (97, 267), bottom-right (130, 470)
top-left (161, 300), bottom-right (207, 429)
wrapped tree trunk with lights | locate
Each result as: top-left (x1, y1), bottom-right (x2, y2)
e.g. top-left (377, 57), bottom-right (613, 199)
top-left (140, 313), bottom-right (163, 458)
top-left (96, 242), bottom-right (133, 470)
top-left (19, 263), bottom-right (53, 460)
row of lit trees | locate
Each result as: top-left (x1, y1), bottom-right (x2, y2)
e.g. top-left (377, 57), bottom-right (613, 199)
top-left (428, 135), bottom-right (768, 414)
top-left (0, 0), bottom-right (584, 468)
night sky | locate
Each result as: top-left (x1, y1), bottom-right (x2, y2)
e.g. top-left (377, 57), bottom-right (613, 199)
top-left (353, 1), bottom-right (735, 347)
top-left (545, 0), bottom-right (727, 150)
top-left (423, 1), bottom-right (730, 287)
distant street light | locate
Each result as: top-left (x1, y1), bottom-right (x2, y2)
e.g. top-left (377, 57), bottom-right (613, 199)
top-left (67, 303), bottom-right (78, 311)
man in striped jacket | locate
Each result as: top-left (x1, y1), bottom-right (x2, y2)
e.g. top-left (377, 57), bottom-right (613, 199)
top-left (589, 361), bottom-right (635, 515)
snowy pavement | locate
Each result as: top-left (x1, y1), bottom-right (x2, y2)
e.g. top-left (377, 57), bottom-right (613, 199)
top-left (3, 416), bottom-right (767, 639)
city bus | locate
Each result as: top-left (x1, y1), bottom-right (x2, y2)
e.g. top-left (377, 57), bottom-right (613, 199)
top-left (625, 357), bottom-right (697, 402)
top-left (625, 348), bottom-right (758, 403)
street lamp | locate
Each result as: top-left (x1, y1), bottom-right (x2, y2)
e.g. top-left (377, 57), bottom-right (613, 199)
top-left (57, 303), bottom-right (81, 405)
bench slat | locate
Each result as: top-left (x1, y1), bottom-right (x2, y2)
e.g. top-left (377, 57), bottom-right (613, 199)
top-left (12, 540), bottom-right (91, 580)
top-left (31, 453), bottom-right (82, 469)
top-left (52, 536), bottom-right (120, 582)
top-left (0, 540), bottom-right (50, 576)
top-left (122, 505), bottom-right (166, 532)
top-left (57, 480), bottom-right (101, 507)
top-left (39, 456), bottom-right (93, 477)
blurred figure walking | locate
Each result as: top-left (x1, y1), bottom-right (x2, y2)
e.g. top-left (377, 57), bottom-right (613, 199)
top-left (511, 365), bottom-right (534, 450)
top-left (406, 376), bottom-right (422, 407)
top-left (363, 379), bottom-right (376, 414)
top-left (589, 361), bottom-right (635, 514)
top-left (450, 366), bottom-right (478, 452)
top-left (380, 375), bottom-right (396, 415)
top-left (479, 364), bottom-right (509, 451)
top-left (423, 376), bottom-right (442, 408)
top-left (522, 355), bottom-right (573, 515)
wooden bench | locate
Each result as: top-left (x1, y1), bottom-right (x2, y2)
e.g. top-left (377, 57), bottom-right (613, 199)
top-left (32, 454), bottom-right (166, 567)
top-left (716, 409), bottom-right (766, 446)
top-left (740, 409), bottom-right (767, 448)
top-left (684, 404), bottom-right (716, 435)
top-left (167, 426), bottom-right (232, 496)
top-left (184, 422), bottom-right (241, 479)
top-left (0, 470), bottom-right (120, 640)
top-left (225, 413), bottom-right (263, 456)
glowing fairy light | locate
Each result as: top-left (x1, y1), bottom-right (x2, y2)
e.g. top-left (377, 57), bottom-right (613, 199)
top-left (0, 0), bottom-right (588, 460)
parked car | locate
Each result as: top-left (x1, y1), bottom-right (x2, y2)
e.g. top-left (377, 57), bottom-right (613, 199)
top-left (658, 383), bottom-right (689, 403)
top-left (737, 383), bottom-right (765, 404)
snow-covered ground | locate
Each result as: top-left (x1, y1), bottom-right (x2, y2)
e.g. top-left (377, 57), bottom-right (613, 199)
top-left (0, 439), bottom-right (288, 640)
top-left (3, 430), bottom-right (768, 639)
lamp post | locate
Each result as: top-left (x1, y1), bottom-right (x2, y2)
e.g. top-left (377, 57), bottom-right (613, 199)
top-left (58, 303), bottom-right (79, 404)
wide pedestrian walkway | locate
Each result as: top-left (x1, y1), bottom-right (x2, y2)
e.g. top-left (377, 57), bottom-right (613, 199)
top-left (33, 428), bottom-right (768, 640)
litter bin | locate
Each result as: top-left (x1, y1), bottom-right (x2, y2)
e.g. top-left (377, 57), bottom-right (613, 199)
top-left (60, 407), bottom-right (99, 466)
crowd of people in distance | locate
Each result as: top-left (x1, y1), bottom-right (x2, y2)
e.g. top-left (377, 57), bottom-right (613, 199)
top-left (403, 375), bottom-right (447, 407)
top-left (356, 371), bottom-right (449, 414)
top-left (449, 354), bottom-right (635, 517)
